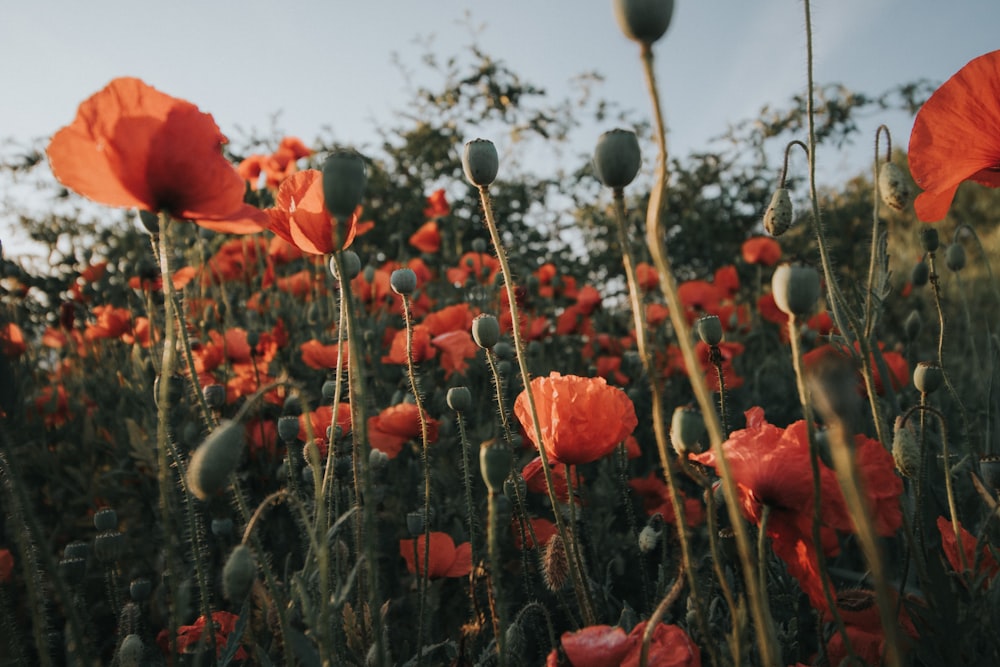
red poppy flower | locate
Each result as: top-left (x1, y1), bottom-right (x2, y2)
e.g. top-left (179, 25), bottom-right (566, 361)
top-left (246, 417), bottom-right (279, 459)
top-left (636, 262), bottom-right (659, 291)
top-left (367, 403), bottom-right (439, 459)
top-left (430, 330), bottom-right (479, 378)
top-left (909, 50), bottom-right (1000, 222)
top-left (128, 265), bottom-right (197, 292)
top-left (423, 188), bottom-right (451, 218)
top-left (522, 456), bottom-right (582, 504)
top-left (162, 611), bottom-right (248, 660)
top-left (299, 403), bottom-right (353, 456)
top-left (550, 622), bottom-right (700, 667)
top-left (84, 305), bottom-right (133, 341)
top-left (741, 236), bottom-right (782, 266)
top-left (0, 548), bottom-right (13, 583)
top-left (512, 516), bottom-right (558, 550)
top-left (381, 325), bottom-right (435, 365)
top-left (514, 373), bottom-right (638, 465)
top-left (447, 252), bottom-right (500, 285)
top-left (714, 264), bottom-right (740, 297)
top-left (575, 285), bottom-right (602, 315)
top-left (300, 339), bottom-right (348, 370)
top-left (937, 515), bottom-right (999, 585)
top-left (0, 323), bottom-right (26, 357)
top-left (47, 77), bottom-right (266, 233)
top-left (267, 169), bottom-right (360, 254)
top-left (628, 471), bottom-right (706, 527)
top-left (399, 532), bottom-right (472, 578)
top-left (422, 303), bottom-right (474, 336)
top-left (409, 220), bottom-right (441, 253)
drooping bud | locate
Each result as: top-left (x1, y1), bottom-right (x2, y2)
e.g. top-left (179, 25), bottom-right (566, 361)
top-left (472, 314), bottom-right (501, 349)
top-left (771, 263), bottom-right (821, 317)
top-left (696, 315), bottom-right (723, 346)
top-left (390, 268), bottom-right (417, 295)
top-left (137, 210), bottom-right (160, 235)
top-left (763, 188), bottom-right (793, 237)
top-left (878, 162), bottom-right (912, 212)
top-left (322, 150), bottom-right (367, 219)
top-left (945, 243), bottom-right (966, 272)
top-left (462, 139), bottom-right (499, 187)
top-left (446, 386), bottom-right (472, 413)
top-left (480, 441), bottom-right (513, 494)
top-left (613, 0), bottom-right (675, 45)
top-left (223, 544), bottom-right (256, 601)
top-left (592, 129), bottom-right (641, 189)
top-left (891, 417), bottom-right (919, 478)
top-left (187, 420), bottom-right (245, 501)
top-left (670, 405), bottom-right (707, 456)
top-left (913, 361), bottom-right (943, 395)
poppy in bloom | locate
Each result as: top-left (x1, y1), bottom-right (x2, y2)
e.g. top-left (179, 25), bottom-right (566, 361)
top-left (399, 532), bottom-right (472, 578)
top-left (636, 262), bottom-right (659, 291)
top-left (239, 136), bottom-right (313, 190)
top-left (84, 305), bottom-right (133, 341)
top-left (628, 472), bottom-right (706, 527)
top-left (821, 589), bottom-right (919, 666)
top-left (714, 264), bottom-right (740, 298)
top-left (908, 50), bottom-right (1000, 222)
top-left (512, 516), bottom-right (558, 550)
top-left (381, 325), bottom-right (435, 365)
top-left (447, 251), bottom-right (500, 285)
top-left (299, 339), bottom-right (348, 370)
top-left (299, 403), bottom-right (353, 456)
top-left (47, 77), bottom-right (266, 233)
top-left (367, 403), bottom-right (439, 459)
top-left (937, 515), bottom-right (999, 585)
top-left (547, 621), bottom-right (701, 667)
top-left (267, 170), bottom-right (361, 253)
top-left (409, 220), bottom-right (442, 253)
top-left (522, 456), bottom-right (582, 505)
top-left (741, 236), bottom-right (783, 266)
top-left (430, 330), bottom-right (479, 378)
top-left (423, 188), bottom-right (451, 218)
top-left (514, 373), bottom-right (638, 465)
top-left (159, 611), bottom-right (248, 659)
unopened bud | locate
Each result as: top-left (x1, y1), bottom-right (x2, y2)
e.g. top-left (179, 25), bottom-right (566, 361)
top-left (322, 150), bottom-right (367, 219)
top-left (187, 420), bottom-right (245, 500)
top-left (593, 129), bottom-right (641, 189)
top-left (462, 139), bottom-right (499, 187)
top-left (697, 315), bottom-right (723, 346)
top-left (920, 227), bottom-right (940, 254)
top-left (613, 0), bottom-right (675, 45)
top-left (223, 545), bottom-right (256, 601)
top-left (763, 188), bottom-right (793, 237)
top-left (878, 162), bottom-right (911, 212)
top-left (390, 268), bottom-right (417, 295)
top-left (480, 442), bottom-right (513, 493)
top-left (945, 243), bottom-right (966, 272)
top-left (771, 263), bottom-right (821, 317)
top-left (671, 405), bottom-right (707, 456)
top-left (472, 314), bottom-right (501, 349)
top-left (892, 417), bottom-right (919, 479)
top-left (447, 386), bottom-right (472, 412)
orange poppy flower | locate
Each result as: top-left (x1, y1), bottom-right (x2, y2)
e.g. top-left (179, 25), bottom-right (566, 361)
top-left (399, 532), bottom-right (472, 579)
top-left (628, 472), bottom-right (706, 526)
top-left (447, 251), bottom-right (500, 285)
top-left (409, 220), bottom-right (441, 254)
top-left (367, 403), bottom-right (440, 459)
top-left (47, 77), bottom-right (265, 233)
top-left (714, 264), bottom-right (740, 297)
top-left (267, 169), bottom-right (360, 254)
top-left (300, 339), bottom-right (348, 370)
top-left (512, 516), bottom-right (558, 550)
top-left (299, 403), bottom-right (353, 455)
top-left (422, 303), bottom-right (474, 336)
top-left (548, 622), bottom-right (700, 667)
top-left (515, 373), bottom-right (638, 465)
top-left (163, 611), bottom-right (248, 660)
top-left (0, 323), bottom-right (26, 357)
top-left (741, 236), bottom-right (782, 266)
top-left (937, 515), bottom-right (999, 585)
top-left (636, 262), bottom-right (659, 291)
top-left (84, 305), bottom-right (133, 341)
top-left (522, 456), bottom-right (582, 504)
top-left (381, 325), bottom-right (435, 365)
top-left (430, 330), bottom-right (479, 378)
top-left (423, 188), bottom-right (451, 218)
top-left (909, 50), bottom-right (1000, 222)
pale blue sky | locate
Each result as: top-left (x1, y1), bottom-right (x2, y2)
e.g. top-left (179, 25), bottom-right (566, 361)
top-left (2, 1), bottom-right (998, 257)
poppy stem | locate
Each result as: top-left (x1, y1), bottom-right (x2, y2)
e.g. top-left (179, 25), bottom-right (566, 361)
top-left (638, 563), bottom-right (685, 667)
top-left (476, 184), bottom-right (597, 626)
top-left (636, 40), bottom-right (781, 665)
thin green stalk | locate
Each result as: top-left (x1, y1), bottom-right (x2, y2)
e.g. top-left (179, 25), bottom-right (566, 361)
top-left (756, 505), bottom-right (772, 616)
top-left (476, 184), bottom-right (596, 625)
top-left (454, 409), bottom-right (482, 585)
top-left (638, 564), bottom-right (685, 667)
top-left (637, 41), bottom-right (779, 664)
top-left (486, 488), bottom-right (507, 667)
top-left (864, 125), bottom-right (892, 340)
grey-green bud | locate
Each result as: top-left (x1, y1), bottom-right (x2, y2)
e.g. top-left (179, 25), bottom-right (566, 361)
top-left (187, 420), bottom-right (245, 501)
top-left (322, 150), bottom-right (367, 219)
top-left (593, 129), bottom-right (641, 189)
top-left (945, 243), bottom-right (966, 272)
top-left (878, 162), bottom-right (911, 212)
top-left (613, 0), bottom-right (675, 45)
top-left (913, 361), bottom-right (943, 395)
top-left (390, 268), bottom-right (417, 295)
top-left (472, 314), bottom-right (501, 349)
top-left (447, 386), bottom-right (473, 412)
top-left (697, 315), bottom-right (723, 346)
top-left (462, 139), bottom-right (499, 187)
top-left (480, 442), bottom-right (513, 493)
top-left (223, 545), bottom-right (256, 601)
top-left (771, 263), bottom-right (821, 317)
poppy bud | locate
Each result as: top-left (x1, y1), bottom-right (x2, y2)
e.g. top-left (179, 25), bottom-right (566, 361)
top-left (472, 314), bottom-right (501, 349)
top-left (978, 455), bottom-right (1000, 495)
top-left (94, 508), bottom-right (118, 532)
top-left (278, 415), bottom-right (300, 444)
top-left (542, 534), bottom-right (570, 592)
top-left (920, 227), bottom-right (940, 253)
top-left (638, 523), bottom-right (662, 554)
top-left (892, 417), bottom-right (919, 479)
top-left (945, 243), bottom-right (966, 272)
top-left (137, 209), bottom-right (159, 235)
top-left (771, 263), bottom-right (820, 317)
top-left (494, 341), bottom-right (514, 360)
top-left (223, 544), bottom-right (256, 601)
top-left (94, 529), bottom-right (124, 563)
top-left (913, 361), bottom-right (943, 394)
top-left (613, 0), bottom-right (675, 45)
top-left (462, 139), bottom-right (499, 187)
top-left (390, 268), bottom-right (417, 295)
top-left (480, 441), bottom-right (513, 493)
top-left (471, 238), bottom-right (488, 253)
top-left (59, 556), bottom-right (87, 581)
top-left (504, 473), bottom-right (527, 503)
top-left (187, 420), bottom-right (245, 501)
top-left (904, 311), bottom-right (922, 341)
top-left (331, 250), bottom-right (362, 281)
top-left (202, 384), bottom-right (225, 410)
top-left (321, 380), bottom-right (338, 401)
top-left (211, 517), bottom-right (234, 539)
top-left (763, 188), bottom-right (793, 237)
top-left (129, 577), bottom-right (151, 602)
top-left (878, 162), bottom-right (912, 212)
top-left (363, 265), bottom-right (376, 284)
top-left (671, 405), bottom-right (707, 456)
top-left (406, 509), bottom-right (428, 537)
top-left (447, 386), bottom-right (472, 412)
top-left (322, 150), bottom-right (367, 219)
top-left (697, 315), bottom-right (723, 346)
top-left (117, 634), bottom-right (144, 667)
top-left (592, 129), bottom-right (641, 190)
top-left (369, 448), bottom-right (389, 472)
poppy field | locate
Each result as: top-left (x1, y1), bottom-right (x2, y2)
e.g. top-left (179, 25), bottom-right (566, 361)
top-left (2, 1), bottom-right (1000, 666)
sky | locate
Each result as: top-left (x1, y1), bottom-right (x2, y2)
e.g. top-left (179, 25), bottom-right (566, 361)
top-left (2, 0), bottom-right (999, 258)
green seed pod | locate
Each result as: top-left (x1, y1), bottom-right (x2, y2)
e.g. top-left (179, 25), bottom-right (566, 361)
top-left (494, 341), bottom-right (514, 360)
top-left (369, 448), bottom-right (389, 473)
top-left (187, 420), bottom-right (245, 501)
top-left (322, 150), bottom-right (367, 219)
top-left (945, 243), bottom-right (966, 272)
top-left (771, 263), bottom-right (821, 317)
top-left (277, 415), bottom-right (300, 444)
top-left (390, 268), bottom-right (417, 295)
top-left (911, 259), bottom-right (929, 287)
top-left (878, 162), bottom-right (912, 212)
top-left (913, 361), bottom-right (943, 395)
top-left (59, 557), bottom-right (87, 581)
top-left (321, 380), bottom-right (338, 400)
top-left (117, 634), bottom-right (144, 667)
top-left (472, 314), bottom-right (501, 349)
top-left (137, 210), bottom-right (159, 235)
top-left (920, 227), bottom-right (940, 253)
top-left (64, 541), bottom-right (89, 560)
top-left (94, 508), bottom-right (118, 532)
top-left (331, 250), bottom-right (362, 281)
top-left (763, 188), bottom-right (793, 237)
top-left (447, 386), bottom-right (472, 412)
top-left (891, 417), bottom-right (919, 479)
top-left (203, 384), bottom-right (225, 410)
top-left (670, 405), bottom-right (707, 456)
top-left (406, 509), bottom-right (427, 537)
top-left (904, 311), bottom-right (922, 341)
top-left (94, 530), bottom-right (124, 563)
top-left (211, 517), bottom-right (234, 538)
top-left (592, 129), bottom-right (641, 189)
top-left (462, 139), bottom-right (499, 187)
top-left (613, 0), bottom-right (675, 45)
top-left (129, 577), bottom-right (151, 602)
top-left (480, 441), bottom-right (513, 493)
top-left (697, 315), bottom-right (723, 346)
top-left (223, 544), bottom-right (256, 601)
